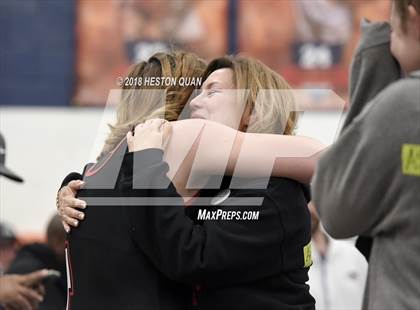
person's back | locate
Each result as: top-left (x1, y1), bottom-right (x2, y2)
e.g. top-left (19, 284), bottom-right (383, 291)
top-left (312, 73), bottom-right (420, 310)
top-left (66, 145), bottom-right (190, 310)
top-left (181, 176), bottom-right (315, 310)
top-left (361, 75), bottom-right (420, 309)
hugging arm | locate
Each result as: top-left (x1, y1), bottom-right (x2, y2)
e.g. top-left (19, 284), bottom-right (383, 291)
top-left (57, 118), bottom-right (325, 229)
top-left (167, 119), bottom-right (326, 185)
top-left (56, 172), bottom-right (87, 232)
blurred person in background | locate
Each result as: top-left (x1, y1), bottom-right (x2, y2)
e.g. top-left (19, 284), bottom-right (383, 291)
top-left (307, 203), bottom-right (367, 310)
top-left (0, 133), bottom-right (47, 309)
top-left (0, 132), bottom-right (23, 184)
top-left (1, 131), bottom-right (22, 275)
top-left (0, 270), bottom-right (48, 310)
top-left (312, 0), bottom-right (420, 308)
top-left (0, 223), bottom-right (18, 275)
top-left (7, 214), bottom-right (67, 310)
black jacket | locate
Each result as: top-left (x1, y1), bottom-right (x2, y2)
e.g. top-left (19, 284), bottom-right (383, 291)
top-left (119, 149), bottom-right (315, 310)
top-left (63, 143), bottom-right (190, 310)
top-left (7, 244), bottom-right (67, 310)
top-left (62, 144), bottom-right (314, 310)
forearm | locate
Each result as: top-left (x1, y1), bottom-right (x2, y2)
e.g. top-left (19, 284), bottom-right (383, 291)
top-left (227, 133), bottom-right (326, 184)
top-left (169, 120), bottom-right (326, 185)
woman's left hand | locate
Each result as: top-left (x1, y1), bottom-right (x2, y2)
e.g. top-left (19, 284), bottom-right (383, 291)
top-left (127, 118), bottom-right (172, 152)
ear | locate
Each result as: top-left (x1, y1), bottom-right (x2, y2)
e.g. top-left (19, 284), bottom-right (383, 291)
top-left (408, 4), bottom-right (420, 40)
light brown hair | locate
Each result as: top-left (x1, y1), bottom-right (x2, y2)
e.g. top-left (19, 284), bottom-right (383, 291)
top-left (201, 56), bottom-right (298, 135)
top-left (99, 51), bottom-right (206, 159)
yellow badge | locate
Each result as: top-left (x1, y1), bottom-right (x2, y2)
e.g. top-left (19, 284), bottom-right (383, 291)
top-left (402, 144), bottom-right (420, 176)
top-left (303, 242), bottom-right (312, 268)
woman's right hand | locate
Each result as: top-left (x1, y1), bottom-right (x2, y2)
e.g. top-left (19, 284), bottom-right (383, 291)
top-left (127, 118), bottom-right (172, 152)
top-left (56, 180), bottom-right (86, 233)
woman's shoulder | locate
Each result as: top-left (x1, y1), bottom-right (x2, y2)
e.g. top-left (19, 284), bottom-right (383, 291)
top-left (171, 119), bottom-right (237, 135)
top-left (349, 76), bottom-right (419, 133)
top-left (375, 78), bottom-right (419, 111)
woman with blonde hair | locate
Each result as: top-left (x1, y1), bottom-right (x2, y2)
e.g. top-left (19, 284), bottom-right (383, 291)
top-left (59, 53), bottom-right (321, 309)
top-left (99, 50), bottom-right (206, 159)
top-left (60, 51), bottom-right (206, 310)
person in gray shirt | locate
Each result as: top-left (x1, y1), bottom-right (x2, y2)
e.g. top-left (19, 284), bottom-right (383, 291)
top-left (311, 1), bottom-right (420, 309)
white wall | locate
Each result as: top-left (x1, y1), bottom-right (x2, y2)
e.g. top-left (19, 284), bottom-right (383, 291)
top-left (0, 106), bottom-right (115, 234)
top-left (0, 106), bottom-right (343, 235)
